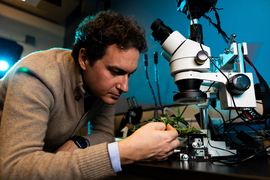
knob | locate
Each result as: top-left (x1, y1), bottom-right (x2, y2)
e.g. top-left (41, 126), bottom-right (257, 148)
top-left (226, 74), bottom-right (250, 95)
top-left (192, 142), bottom-right (198, 148)
top-left (195, 50), bottom-right (208, 65)
top-left (180, 154), bottom-right (189, 160)
top-left (254, 83), bottom-right (265, 100)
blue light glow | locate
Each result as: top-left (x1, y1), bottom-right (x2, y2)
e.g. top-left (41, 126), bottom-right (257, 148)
top-left (0, 60), bottom-right (9, 71)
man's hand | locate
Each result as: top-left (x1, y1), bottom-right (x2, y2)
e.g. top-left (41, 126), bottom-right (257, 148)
top-left (118, 122), bottom-right (180, 165)
top-left (55, 140), bottom-right (79, 153)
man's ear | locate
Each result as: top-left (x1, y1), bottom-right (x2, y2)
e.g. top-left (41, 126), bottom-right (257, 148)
top-left (78, 48), bottom-right (89, 70)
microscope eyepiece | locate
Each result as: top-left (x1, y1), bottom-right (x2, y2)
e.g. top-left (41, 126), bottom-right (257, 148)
top-left (151, 18), bottom-right (173, 45)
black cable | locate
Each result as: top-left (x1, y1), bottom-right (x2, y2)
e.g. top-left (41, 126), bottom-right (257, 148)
top-left (202, 7), bottom-right (230, 43)
top-left (187, 0), bottom-right (249, 124)
top-left (209, 105), bottom-right (236, 145)
top-left (207, 137), bottom-right (237, 156)
top-left (257, 123), bottom-right (270, 136)
top-left (225, 111), bottom-right (240, 136)
top-left (154, 52), bottom-right (163, 108)
top-left (179, 105), bottom-right (188, 117)
top-left (213, 107), bottom-right (240, 146)
top-left (216, 115), bottom-right (240, 131)
top-left (244, 56), bottom-right (270, 116)
top-left (229, 110), bottom-right (270, 143)
top-left (211, 145), bottom-right (270, 165)
top-left (206, 81), bottom-right (216, 92)
top-left (199, 41), bottom-right (247, 122)
top-left (218, 113), bottom-right (270, 148)
top-left (185, 0), bottom-right (229, 84)
top-left (243, 122), bottom-right (270, 142)
top-left (187, 2), bottom-right (268, 136)
top-left (186, 0), bottom-right (270, 157)
top-left (144, 54), bottom-right (158, 108)
top-left (186, 0), bottom-right (242, 145)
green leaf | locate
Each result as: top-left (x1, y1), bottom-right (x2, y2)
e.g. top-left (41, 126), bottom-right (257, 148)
top-left (131, 114), bottom-right (200, 137)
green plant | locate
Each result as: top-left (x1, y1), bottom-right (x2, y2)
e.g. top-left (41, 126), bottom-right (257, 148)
top-left (131, 114), bottom-right (201, 137)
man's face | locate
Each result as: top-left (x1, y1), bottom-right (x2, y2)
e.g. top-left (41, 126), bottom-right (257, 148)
top-left (79, 44), bottom-right (139, 105)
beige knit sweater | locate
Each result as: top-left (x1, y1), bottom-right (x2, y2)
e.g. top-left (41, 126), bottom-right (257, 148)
top-left (0, 48), bottom-right (116, 180)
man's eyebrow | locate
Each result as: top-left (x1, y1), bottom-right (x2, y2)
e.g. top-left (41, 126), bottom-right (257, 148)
top-left (109, 66), bottom-right (137, 74)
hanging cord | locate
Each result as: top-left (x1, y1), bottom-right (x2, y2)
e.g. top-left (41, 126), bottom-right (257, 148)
top-left (154, 52), bottom-right (163, 108)
top-left (201, 3), bottom-right (270, 120)
top-left (202, 6), bottom-right (230, 43)
top-left (184, 1), bottom-right (270, 161)
top-left (179, 105), bottom-right (188, 117)
top-left (144, 54), bottom-right (157, 108)
top-left (210, 100), bottom-right (239, 146)
top-left (207, 137), bottom-right (237, 156)
top-left (154, 108), bottom-right (163, 118)
top-left (185, 0), bottom-right (265, 149)
top-left (186, 0), bottom-right (246, 122)
top-left (211, 145), bottom-right (270, 165)
top-left (244, 56), bottom-right (270, 116)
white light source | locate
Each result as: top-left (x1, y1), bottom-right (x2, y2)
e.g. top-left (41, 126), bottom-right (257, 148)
top-left (0, 60), bottom-right (9, 71)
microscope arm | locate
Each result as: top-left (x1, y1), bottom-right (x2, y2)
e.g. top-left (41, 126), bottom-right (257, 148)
top-left (174, 71), bottom-right (257, 110)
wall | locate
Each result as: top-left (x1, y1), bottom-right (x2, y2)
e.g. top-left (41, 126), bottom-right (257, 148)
top-left (0, 3), bottom-right (65, 58)
top-left (109, 0), bottom-right (269, 116)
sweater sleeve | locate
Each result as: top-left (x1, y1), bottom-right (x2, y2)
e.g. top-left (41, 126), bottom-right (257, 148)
top-left (0, 70), bottom-right (116, 180)
top-left (83, 101), bottom-right (115, 146)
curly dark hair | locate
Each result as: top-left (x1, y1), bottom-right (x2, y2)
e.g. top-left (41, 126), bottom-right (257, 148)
top-left (72, 10), bottom-right (148, 66)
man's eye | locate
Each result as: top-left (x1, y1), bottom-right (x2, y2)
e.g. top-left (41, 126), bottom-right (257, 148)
top-left (110, 70), bottom-right (119, 75)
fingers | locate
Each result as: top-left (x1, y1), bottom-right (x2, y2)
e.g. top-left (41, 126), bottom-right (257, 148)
top-left (144, 122), bottom-right (166, 131)
top-left (127, 122), bottom-right (180, 163)
top-left (163, 126), bottom-right (180, 155)
top-left (171, 137), bottom-right (180, 149)
top-left (144, 149), bottom-right (173, 162)
top-left (165, 138), bottom-right (180, 156)
top-left (153, 122), bottom-right (166, 131)
top-left (157, 123), bottom-right (180, 149)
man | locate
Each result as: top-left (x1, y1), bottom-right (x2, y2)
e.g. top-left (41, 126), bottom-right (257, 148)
top-left (0, 10), bottom-right (180, 180)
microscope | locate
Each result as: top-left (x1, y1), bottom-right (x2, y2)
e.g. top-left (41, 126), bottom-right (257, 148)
top-left (151, 0), bottom-right (257, 161)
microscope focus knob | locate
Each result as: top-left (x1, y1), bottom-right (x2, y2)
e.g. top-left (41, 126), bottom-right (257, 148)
top-left (195, 50), bottom-right (208, 65)
top-left (254, 83), bottom-right (266, 100)
top-left (226, 74), bottom-right (250, 95)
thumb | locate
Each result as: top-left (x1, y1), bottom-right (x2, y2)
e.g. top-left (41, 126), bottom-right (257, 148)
top-left (166, 124), bottom-right (179, 138)
top-left (166, 124), bottom-right (174, 131)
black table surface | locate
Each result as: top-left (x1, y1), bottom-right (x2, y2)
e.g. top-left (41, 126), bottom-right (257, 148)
top-left (121, 157), bottom-right (270, 180)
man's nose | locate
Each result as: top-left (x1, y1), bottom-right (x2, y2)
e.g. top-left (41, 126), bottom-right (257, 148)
top-left (117, 75), bottom-right (129, 93)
